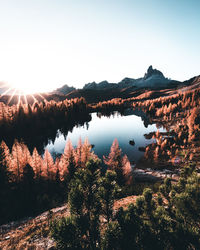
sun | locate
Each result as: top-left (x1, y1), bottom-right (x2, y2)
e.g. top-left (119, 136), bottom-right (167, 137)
top-left (0, 80), bottom-right (48, 105)
top-left (9, 80), bottom-right (44, 95)
top-left (1, 72), bottom-right (53, 95)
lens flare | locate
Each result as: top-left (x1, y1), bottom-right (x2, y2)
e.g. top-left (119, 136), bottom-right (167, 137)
top-left (0, 82), bottom-right (48, 105)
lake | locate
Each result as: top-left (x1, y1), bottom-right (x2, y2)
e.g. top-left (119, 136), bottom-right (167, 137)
top-left (46, 110), bottom-right (164, 163)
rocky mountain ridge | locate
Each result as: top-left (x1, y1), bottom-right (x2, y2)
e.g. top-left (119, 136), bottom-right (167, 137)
top-left (54, 65), bottom-right (180, 95)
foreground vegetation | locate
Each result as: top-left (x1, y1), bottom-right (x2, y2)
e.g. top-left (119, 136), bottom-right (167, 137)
top-left (0, 137), bottom-right (132, 225)
top-left (1, 80), bottom-right (200, 249)
top-left (51, 159), bottom-right (200, 249)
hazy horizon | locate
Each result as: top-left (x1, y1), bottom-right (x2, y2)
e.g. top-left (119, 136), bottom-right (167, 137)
top-left (0, 0), bottom-right (200, 93)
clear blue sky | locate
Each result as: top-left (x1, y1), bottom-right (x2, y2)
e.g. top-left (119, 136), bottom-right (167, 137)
top-left (0, 0), bottom-right (199, 93)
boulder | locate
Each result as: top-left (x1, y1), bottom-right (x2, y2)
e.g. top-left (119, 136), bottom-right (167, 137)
top-left (129, 140), bottom-right (135, 146)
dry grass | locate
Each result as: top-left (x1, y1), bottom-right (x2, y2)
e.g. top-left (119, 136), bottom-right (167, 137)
top-left (114, 195), bottom-right (137, 210)
top-left (0, 204), bottom-right (69, 250)
top-left (0, 195), bottom-right (143, 249)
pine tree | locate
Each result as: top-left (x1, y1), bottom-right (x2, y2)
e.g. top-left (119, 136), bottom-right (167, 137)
top-left (11, 140), bottom-right (24, 182)
top-left (51, 158), bottom-right (102, 249)
top-left (21, 143), bottom-right (32, 167)
top-left (75, 137), bottom-right (82, 167)
top-left (0, 141), bottom-right (10, 166)
top-left (0, 142), bottom-right (9, 188)
top-left (104, 139), bottom-right (125, 186)
top-left (62, 139), bottom-right (76, 183)
top-left (81, 138), bottom-right (91, 166)
top-left (122, 155), bottom-right (133, 185)
top-left (22, 163), bottom-right (35, 186)
top-left (32, 148), bottom-right (43, 179)
top-left (98, 170), bottom-right (120, 223)
top-left (43, 149), bottom-right (54, 180)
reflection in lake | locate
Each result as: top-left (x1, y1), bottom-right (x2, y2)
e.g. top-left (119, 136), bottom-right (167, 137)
top-left (46, 111), bottom-right (165, 163)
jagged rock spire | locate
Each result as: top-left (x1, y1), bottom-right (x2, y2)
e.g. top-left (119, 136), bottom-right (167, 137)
top-left (144, 65), bottom-right (164, 80)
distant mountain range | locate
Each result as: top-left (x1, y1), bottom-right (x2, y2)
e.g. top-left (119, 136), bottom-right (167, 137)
top-left (52, 65), bottom-right (199, 103)
top-left (54, 66), bottom-right (181, 95)
top-left (0, 66), bottom-right (200, 105)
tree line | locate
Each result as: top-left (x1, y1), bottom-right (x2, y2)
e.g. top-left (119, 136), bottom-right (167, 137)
top-left (0, 97), bottom-right (90, 151)
top-left (0, 138), bottom-right (132, 225)
top-left (134, 87), bottom-right (200, 169)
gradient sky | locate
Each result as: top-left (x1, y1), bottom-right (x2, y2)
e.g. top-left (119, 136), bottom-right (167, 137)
top-left (0, 0), bottom-right (199, 93)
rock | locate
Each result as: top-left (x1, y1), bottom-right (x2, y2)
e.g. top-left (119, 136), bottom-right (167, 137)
top-left (146, 171), bottom-right (153, 175)
top-left (144, 132), bottom-right (154, 139)
top-left (129, 140), bottom-right (135, 146)
top-left (134, 169), bottom-right (145, 173)
top-left (138, 146), bottom-right (146, 152)
top-left (163, 169), bottom-right (172, 174)
top-left (144, 65), bottom-right (164, 80)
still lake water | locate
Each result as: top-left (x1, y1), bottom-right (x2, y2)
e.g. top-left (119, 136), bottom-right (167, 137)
top-left (46, 112), bottom-right (164, 163)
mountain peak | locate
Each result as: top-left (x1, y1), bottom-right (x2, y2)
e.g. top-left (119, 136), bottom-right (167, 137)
top-left (55, 84), bottom-right (76, 95)
top-left (144, 65), bottom-right (164, 80)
